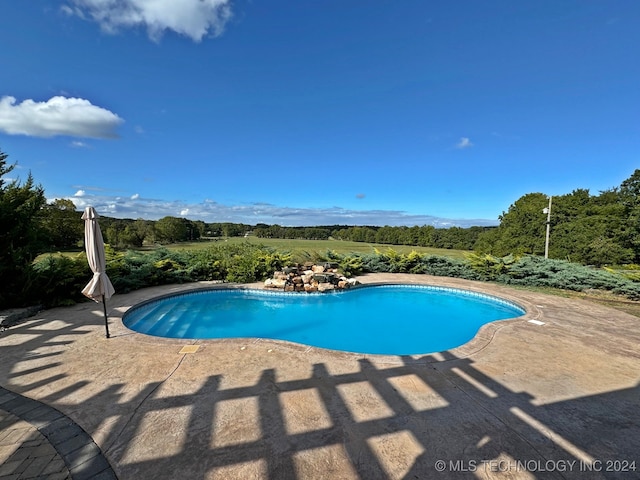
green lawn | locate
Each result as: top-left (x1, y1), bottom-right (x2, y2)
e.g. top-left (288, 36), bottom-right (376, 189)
top-left (36, 237), bottom-right (470, 262)
top-left (161, 237), bottom-right (470, 260)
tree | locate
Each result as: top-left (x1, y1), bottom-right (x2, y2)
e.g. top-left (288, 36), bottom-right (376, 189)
top-left (120, 220), bottom-right (150, 247)
top-left (475, 193), bottom-right (548, 256)
top-left (155, 216), bottom-right (188, 243)
top-left (39, 198), bottom-right (83, 250)
top-left (619, 169), bottom-right (640, 260)
top-left (473, 173), bottom-right (640, 265)
top-left (619, 169), bottom-right (640, 204)
top-left (0, 149), bottom-right (47, 307)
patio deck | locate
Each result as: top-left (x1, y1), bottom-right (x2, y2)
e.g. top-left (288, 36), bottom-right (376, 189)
top-left (1, 274), bottom-right (639, 479)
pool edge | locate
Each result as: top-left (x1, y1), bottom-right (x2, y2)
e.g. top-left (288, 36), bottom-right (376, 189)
top-left (118, 282), bottom-right (535, 363)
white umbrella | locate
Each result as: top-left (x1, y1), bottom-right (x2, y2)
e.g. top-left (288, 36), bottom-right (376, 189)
top-left (82, 206), bottom-right (115, 338)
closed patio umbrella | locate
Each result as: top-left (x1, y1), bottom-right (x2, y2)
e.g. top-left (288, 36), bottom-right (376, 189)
top-left (81, 206), bottom-right (115, 338)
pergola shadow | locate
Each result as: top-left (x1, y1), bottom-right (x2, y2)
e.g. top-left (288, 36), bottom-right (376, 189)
top-left (94, 352), bottom-right (639, 479)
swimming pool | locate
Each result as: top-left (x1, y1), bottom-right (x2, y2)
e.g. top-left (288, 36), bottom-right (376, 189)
top-left (123, 285), bottom-right (525, 355)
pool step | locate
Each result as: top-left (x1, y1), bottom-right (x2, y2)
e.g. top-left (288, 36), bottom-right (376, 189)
top-left (162, 297), bottom-right (204, 338)
top-left (141, 302), bottom-right (185, 337)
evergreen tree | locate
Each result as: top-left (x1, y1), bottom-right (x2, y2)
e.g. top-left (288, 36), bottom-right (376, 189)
top-left (0, 149), bottom-right (47, 307)
top-left (619, 169), bottom-right (640, 259)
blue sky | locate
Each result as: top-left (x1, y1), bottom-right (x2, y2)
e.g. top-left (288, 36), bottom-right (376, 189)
top-left (1, 1), bottom-right (638, 227)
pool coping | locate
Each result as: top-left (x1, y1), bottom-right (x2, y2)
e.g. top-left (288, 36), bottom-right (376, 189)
top-left (115, 279), bottom-right (540, 365)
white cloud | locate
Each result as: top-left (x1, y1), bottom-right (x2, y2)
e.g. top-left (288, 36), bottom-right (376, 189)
top-left (71, 140), bottom-right (89, 148)
top-left (0, 96), bottom-right (123, 139)
top-left (74, 189), bottom-right (86, 197)
top-left (456, 137), bottom-right (473, 149)
top-left (65, 0), bottom-right (232, 42)
top-left (61, 4), bottom-right (84, 18)
top-left (131, 193), bottom-right (140, 200)
top-left (63, 191), bottom-right (498, 227)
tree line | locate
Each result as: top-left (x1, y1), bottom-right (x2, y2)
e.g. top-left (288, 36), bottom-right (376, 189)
top-left (101, 221), bottom-right (474, 247)
top-left (96, 221), bottom-right (492, 251)
top-left (474, 171), bottom-right (640, 266)
top-left (2, 145), bottom-right (639, 307)
top-left (253, 172), bottom-right (640, 266)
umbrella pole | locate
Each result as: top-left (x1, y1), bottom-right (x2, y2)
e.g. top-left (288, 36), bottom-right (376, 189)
top-left (102, 295), bottom-right (110, 338)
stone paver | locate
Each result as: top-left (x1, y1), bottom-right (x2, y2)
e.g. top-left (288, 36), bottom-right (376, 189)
top-left (0, 387), bottom-right (116, 480)
top-left (0, 409), bottom-right (70, 480)
top-left (0, 274), bottom-right (639, 479)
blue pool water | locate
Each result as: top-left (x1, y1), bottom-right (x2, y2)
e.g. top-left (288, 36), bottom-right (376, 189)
top-left (123, 285), bottom-right (525, 355)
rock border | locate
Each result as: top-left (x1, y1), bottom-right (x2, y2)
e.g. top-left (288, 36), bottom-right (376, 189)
top-left (0, 305), bottom-right (42, 329)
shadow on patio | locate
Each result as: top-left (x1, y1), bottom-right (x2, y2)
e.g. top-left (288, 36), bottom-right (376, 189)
top-left (1, 288), bottom-right (639, 480)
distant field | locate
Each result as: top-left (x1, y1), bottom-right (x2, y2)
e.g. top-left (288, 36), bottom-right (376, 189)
top-left (161, 237), bottom-right (470, 260)
top-left (35, 238), bottom-right (470, 261)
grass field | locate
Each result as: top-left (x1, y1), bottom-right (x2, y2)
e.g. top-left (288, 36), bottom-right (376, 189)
top-left (160, 237), bottom-right (470, 260)
top-left (35, 237), bottom-right (470, 262)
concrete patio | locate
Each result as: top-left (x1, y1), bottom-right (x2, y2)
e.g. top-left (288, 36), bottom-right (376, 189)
top-left (1, 274), bottom-right (639, 479)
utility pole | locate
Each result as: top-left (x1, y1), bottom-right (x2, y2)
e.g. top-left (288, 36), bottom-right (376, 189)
top-left (543, 196), bottom-right (552, 259)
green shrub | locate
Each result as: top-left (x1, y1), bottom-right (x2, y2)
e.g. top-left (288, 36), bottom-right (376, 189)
top-left (408, 255), bottom-right (479, 279)
top-left (465, 253), bottom-right (519, 280)
top-left (203, 242), bottom-right (290, 283)
top-left (318, 250), bottom-right (364, 277)
top-left (337, 255), bottom-right (364, 277)
top-left (357, 249), bottom-right (479, 279)
top-left (30, 254), bottom-right (90, 306)
top-left (22, 244), bottom-right (640, 308)
top-left (106, 248), bottom-right (190, 293)
top-left (500, 256), bottom-right (640, 299)
top-left (604, 264), bottom-right (640, 283)
top-left (182, 247), bottom-right (225, 281)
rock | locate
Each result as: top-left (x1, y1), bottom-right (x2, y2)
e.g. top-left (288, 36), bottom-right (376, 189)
top-left (312, 274), bottom-right (327, 283)
top-left (0, 305), bottom-right (42, 328)
top-left (324, 273), bottom-right (337, 284)
top-left (264, 263), bottom-right (355, 293)
top-left (317, 283), bottom-right (335, 292)
top-left (265, 278), bottom-right (287, 289)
